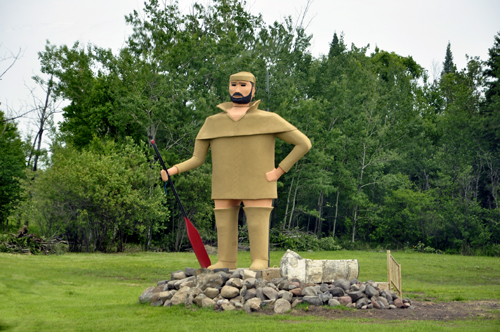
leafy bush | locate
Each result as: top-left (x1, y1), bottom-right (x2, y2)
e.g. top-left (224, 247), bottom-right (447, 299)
top-left (9, 137), bottom-right (169, 252)
top-left (270, 228), bottom-right (342, 251)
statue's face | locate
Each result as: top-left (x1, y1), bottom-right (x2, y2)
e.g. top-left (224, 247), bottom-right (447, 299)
top-left (229, 81), bottom-right (254, 104)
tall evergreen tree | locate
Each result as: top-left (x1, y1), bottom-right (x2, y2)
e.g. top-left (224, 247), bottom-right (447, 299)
top-left (441, 41), bottom-right (456, 77)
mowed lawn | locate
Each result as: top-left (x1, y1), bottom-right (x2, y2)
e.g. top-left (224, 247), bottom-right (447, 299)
top-left (1, 250), bottom-right (499, 331)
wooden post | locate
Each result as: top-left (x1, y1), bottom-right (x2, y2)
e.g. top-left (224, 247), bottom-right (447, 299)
top-left (387, 250), bottom-right (391, 291)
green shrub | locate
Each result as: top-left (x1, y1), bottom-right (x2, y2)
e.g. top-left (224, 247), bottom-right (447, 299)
top-left (270, 228), bottom-right (342, 251)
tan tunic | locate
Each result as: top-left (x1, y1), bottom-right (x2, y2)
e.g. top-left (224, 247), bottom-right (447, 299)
top-left (174, 100), bottom-right (312, 199)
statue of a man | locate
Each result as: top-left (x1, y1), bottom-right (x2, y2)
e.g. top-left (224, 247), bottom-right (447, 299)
top-left (162, 71), bottom-right (311, 270)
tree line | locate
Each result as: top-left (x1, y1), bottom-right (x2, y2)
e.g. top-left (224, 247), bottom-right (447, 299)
top-left (1, 0), bottom-right (499, 255)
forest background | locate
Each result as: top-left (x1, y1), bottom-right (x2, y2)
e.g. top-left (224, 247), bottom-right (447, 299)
top-left (1, 0), bottom-right (499, 256)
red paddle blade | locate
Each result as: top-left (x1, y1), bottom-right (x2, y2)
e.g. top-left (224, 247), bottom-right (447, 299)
top-left (184, 217), bottom-right (212, 268)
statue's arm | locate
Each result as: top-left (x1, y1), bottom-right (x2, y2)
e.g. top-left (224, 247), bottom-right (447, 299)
top-left (161, 139), bottom-right (210, 181)
top-left (276, 130), bottom-right (312, 172)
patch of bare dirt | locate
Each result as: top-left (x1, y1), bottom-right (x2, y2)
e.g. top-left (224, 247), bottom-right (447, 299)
top-left (259, 300), bottom-right (500, 321)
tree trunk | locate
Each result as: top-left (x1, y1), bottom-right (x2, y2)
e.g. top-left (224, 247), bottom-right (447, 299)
top-left (332, 189), bottom-right (340, 240)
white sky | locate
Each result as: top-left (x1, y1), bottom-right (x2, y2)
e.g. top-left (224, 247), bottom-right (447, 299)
top-left (0, 0), bottom-right (499, 139)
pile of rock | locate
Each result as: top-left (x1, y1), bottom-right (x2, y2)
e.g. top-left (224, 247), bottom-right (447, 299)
top-left (138, 267), bottom-right (413, 314)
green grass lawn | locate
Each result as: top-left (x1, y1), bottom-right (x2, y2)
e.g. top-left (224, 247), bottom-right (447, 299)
top-left (1, 250), bottom-right (499, 331)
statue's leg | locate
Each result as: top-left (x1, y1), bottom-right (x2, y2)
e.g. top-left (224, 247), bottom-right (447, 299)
top-left (208, 200), bottom-right (241, 270)
top-left (243, 201), bottom-right (273, 271)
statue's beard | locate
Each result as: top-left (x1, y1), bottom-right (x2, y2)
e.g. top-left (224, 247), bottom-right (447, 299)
top-left (230, 91), bottom-right (252, 104)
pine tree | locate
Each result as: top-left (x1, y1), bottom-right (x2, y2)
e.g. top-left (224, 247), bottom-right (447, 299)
top-left (441, 41), bottom-right (456, 77)
top-left (328, 32), bottom-right (345, 58)
top-left (484, 32), bottom-right (500, 104)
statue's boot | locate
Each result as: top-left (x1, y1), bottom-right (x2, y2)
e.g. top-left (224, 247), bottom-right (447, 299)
top-left (244, 206), bottom-right (273, 271)
top-left (207, 206), bottom-right (240, 270)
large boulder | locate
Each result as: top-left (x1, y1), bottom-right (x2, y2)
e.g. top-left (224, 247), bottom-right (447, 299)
top-left (280, 250), bottom-right (359, 283)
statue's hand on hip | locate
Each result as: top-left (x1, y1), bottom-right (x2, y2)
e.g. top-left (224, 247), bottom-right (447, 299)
top-left (265, 167), bottom-right (285, 182)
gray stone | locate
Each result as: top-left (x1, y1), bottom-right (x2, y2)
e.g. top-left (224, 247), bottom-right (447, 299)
top-left (319, 284), bottom-right (330, 293)
top-left (174, 277), bottom-right (193, 289)
top-left (150, 300), bottom-right (163, 307)
top-left (350, 278), bottom-right (358, 285)
top-left (329, 287), bottom-right (345, 297)
top-left (159, 291), bottom-right (173, 302)
top-left (350, 284), bottom-right (360, 291)
top-left (277, 279), bottom-right (290, 290)
top-left (221, 286), bottom-right (240, 299)
top-left (244, 288), bottom-right (257, 300)
top-left (185, 294), bottom-right (194, 306)
top-left (216, 271), bottom-right (230, 285)
top-left (184, 267), bottom-right (196, 277)
top-left (365, 285), bottom-right (378, 297)
top-left (291, 298), bottom-right (302, 308)
top-left (213, 268), bottom-right (229, 273)
top-left (240, 285), bottom-right (247, 298)
top-left (319, 291), bottom-right (332, 303)
top-left (328, 299), bottom-right (341, 307)
top-left (201, 297), bottom-right (216, 308)
top-left (403, 297), bottom-right (412, 305)
top-left (377, 296), bottom-right (389, 307)
top-left (221, 303), bottom-right (235, 311)
top-left (204, 287), bottom-right (219, 299)
top-left (234, 302), bottom-right (244, 309)
top-left (302, 286), bottom-right (318, 297)
top-left (243, 269), bottom-right (257, 280)
top-left (266, 282), bottom-right (279, 291)
top-left (277, 290), bottom-right (288, 298)
top-left (302, 296), bottom-right (323, 306)
top-left (171, 286), bottom-right (190, 305)
top-left (356, 297), bottom-right (369, 309)
top-left (255, 279), bottom-right (267, 288)
top-left (358, 284), bottom-right (366, 293)
top-left (163, 300), bottom-right (173, 307)
top-left (193, 294), bottom-right (207, 307)
top-left (347, 291), bottom-right (365, 302)
top-left (138, 286), bottom-right (156, 304)
top-left (274, 298), bottom-right (292, 314)
top-left (195, 273), bottom-right (224, 291)
top-left (172, 270), bottom-right (186, 280)
top-left (195, 268), bottom-right (211, 276)
top-left (260, 299), bottom-right (275, 309)
top-left (167, 280), bottom-right (177, 290)
top-left (281, 291), bottom-right (293, 302)
top-left (230, 269), bottom-right (243, 279)
top-left (179, 280), bottom-right (194, 288)
top-left (226, 277), bottom-right (243, 288)
top-left (271, 278), bottom-right (285, 286)
top-left (188, 287), bottom-right (202, 297)
top-left (217, 299), bottom-right (230, 305)
top-left (388, 304), bottom-right (397, 309)
top-left (244, 278), bottom-right (256, 288)
top-left (262, 287), bottom-right (279, 300)
top-left (256, 287), bottom-right (266, 301)
top-left (230, 296), bottom-right (244, 305)
top-left (245, 298), bottom-right (262, 312)
top-left (157, 280), bottom-right (168, 286)
top-left (333, 279), bottom-right (351, 291)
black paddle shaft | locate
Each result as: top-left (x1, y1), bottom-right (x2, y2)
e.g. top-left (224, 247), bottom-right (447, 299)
top-left (151, 141), bottom-right (188, 218)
